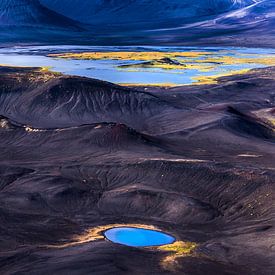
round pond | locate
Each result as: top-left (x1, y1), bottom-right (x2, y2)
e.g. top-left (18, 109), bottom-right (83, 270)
top-left (104, 227), bottom-right (175, 247)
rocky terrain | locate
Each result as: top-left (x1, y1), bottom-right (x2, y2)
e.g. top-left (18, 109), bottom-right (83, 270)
top-left (0, 65), bottom-right (274, 274)
top-left (0, 0), bottom-right (274, 46)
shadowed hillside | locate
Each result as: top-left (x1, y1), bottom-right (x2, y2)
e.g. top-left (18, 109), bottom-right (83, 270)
top-left (0, 0), bottom-right (83, 42)
top-left (40, 0), bottom-right (251, 25)
top-left (0, 66), bottom-right (274, 274)
top-left (0, 0), bottom-right (274, 46)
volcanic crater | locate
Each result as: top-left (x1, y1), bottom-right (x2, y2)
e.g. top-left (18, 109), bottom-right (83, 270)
top-left (0, 66), bottom-right (274, 274)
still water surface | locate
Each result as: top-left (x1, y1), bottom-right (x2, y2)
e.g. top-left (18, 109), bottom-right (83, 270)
top-left (104, 227), bottom-right (175, 247)
top-left (0, 45), bottom-right (274, 85)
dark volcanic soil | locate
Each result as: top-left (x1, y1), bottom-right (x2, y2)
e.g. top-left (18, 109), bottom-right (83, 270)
top-left (0, 66), bottom-right (274, 275)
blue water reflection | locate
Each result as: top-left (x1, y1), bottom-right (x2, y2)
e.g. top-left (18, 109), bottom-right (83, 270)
top-left (104, 227), bottom-right (175, 247)
top-left (0, 46), bottom-right (274, 85)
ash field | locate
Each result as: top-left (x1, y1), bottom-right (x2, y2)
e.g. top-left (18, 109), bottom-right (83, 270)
top-left (0, 0), bottom-right (275, 274)
top-left (0, 65), bottom-right (274, 274)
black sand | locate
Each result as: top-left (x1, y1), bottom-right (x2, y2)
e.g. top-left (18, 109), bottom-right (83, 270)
top-left (0, 66), bottom-right (274, 274)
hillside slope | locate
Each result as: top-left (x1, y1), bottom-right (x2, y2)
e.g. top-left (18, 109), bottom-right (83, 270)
top-left (40, 0), bottom-right (275, 46)
top-left (0, 65), bottom-right (274, 274)
top-left (40, 0), bottom-right (253, 25)
top-left (0, 0), bottom-right (81, 29)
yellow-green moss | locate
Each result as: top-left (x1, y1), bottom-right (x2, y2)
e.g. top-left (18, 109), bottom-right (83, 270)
top-left (159, 241), bottom-right (197, 254)
top-left (48, 51), bottom-right (275, 86)
top-left (48, 51), bottom-right (213, 61)
top-left (191, 69), bottom-right (250, 85)
top-left (46, 223), bottom-right (158, 248)
top-left (156, 241), bottom-right (198, 271)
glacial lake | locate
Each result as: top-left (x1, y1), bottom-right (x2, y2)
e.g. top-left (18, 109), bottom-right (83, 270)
top-left (104, 227), bottom-right (175, 247)
top-left (0, 45), bottom-right (275, 86)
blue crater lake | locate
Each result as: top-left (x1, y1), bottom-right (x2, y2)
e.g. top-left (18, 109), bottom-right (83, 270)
top-left (104, 227), bottom-right (175, 247)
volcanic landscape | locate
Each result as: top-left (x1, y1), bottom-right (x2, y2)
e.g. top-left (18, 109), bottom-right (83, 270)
top-left (0, 0), bottom-right (275, 274)
top-left (0, 64), bottom-right (274, 274)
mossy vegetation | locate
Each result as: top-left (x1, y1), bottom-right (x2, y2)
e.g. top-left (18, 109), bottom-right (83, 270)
top-left (157, 241), bottom-right (198, 271)
top-left (191, 69), bottom-right (250, 85)
top-left (49, 51), bottom-right (275, 68)
top-left (201, 55), bottom-right (275, 66)
top-left (48, 50), bottom-right (275, 86)
top-left (158, 241), bottom-right (197, 254)
top-left (44, 221), bottom-right (197, 272)
top-left (47, 223), bottom-right (158, 248)
top-left (48, 51), bottom-right (213, 61)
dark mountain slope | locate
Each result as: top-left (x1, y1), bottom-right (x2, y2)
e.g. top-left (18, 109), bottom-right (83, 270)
top-left (0, 0), bottom-right (273, 46)
top-left (40, 0), bottom-right (251, 25)
top-left (0, 0), bottom-right (84, 43)
top-left (0, 66), bottom-right (177, 129)
top-left (153, 0), bottom-right (275, 47)
top-left (40, 0), bottom-right (275, 46)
